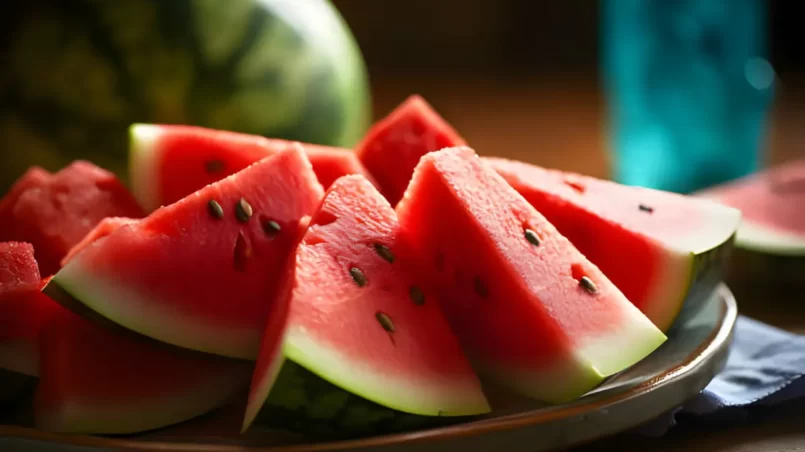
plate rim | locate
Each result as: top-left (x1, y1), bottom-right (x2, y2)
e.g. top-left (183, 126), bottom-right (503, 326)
top-left (0, 284), bottom-right (738, 451)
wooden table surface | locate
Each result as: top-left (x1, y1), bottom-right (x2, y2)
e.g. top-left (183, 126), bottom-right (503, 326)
top-left (370, 74), bottom-right (805, 452)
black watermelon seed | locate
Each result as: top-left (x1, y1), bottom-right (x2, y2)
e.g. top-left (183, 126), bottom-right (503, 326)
top-left (349, 267), bottom-right (367, 287)
top-left (638, 204), bottom-right (654, 213)
top-left (208, 199), bottom-right (224, 219)
top-left (262, 219), bottom-right (281, 236)
top-left (580, 276), bottom-right (598, 294)
top-left (235, 198), bottom-right (253, 223)
top-left (205, 160), bottom-right (225, 174)
top-left (374, 244), bottom-right (395, 263)
top-left (524, 229), bottom-right (541, 246)
top-left (376, 311), bottom-right (395, 333)
top-left (409, 286), bottom-right (425, 306)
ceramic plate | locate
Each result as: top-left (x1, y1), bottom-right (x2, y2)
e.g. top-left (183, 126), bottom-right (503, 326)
top-left (0, 283), bottom-right (737, 452)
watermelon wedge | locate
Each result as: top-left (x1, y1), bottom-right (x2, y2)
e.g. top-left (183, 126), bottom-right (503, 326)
top-left (35, 307), bottom-right (252, 434)
top-left (698, 159), bottom-right (805, 256)
top-left (243, 175), bottom-right (489, 433)
top-left (396, 147), bottom-right (667, 403)
top-left (129, 124), bottom-right (374, 212)
top-left (487, 158), bottom-right (741, 332)
top-left (46, 146), bottom-right (324, 359)
top-left (0, 161), bottom-right (145, 276)
top-left (355, 95), bottom-right (466, 205)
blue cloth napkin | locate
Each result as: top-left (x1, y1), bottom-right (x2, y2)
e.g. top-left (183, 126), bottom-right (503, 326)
top-left (638, 315), bottom-right (805, 436)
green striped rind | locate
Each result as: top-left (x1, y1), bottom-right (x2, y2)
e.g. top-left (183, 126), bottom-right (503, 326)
top-left (128, 123), bottom-right (162, 212)
top-left (254, 360), bottom-right (473, 440)
top-left (0, 0), bottom-right (371, 191)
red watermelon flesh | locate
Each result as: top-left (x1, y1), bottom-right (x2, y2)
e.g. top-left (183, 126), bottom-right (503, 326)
top-left (698, 159), bottom-right (805, 255)
top-left (34, 307), bottom-right (252, 435)
top-left (129, 124), bottom-right (375, 212)
top-left (396, 147), bottom-right (667, 404)
top-left (61, 217), bottom-right (137, 267)
top-left (355, 95), bottom-right (466, 206)
top-left (244, 175), bottom-right (489, 431)
top-left (486, 158), bottom-right (741, 332)
top-left (0, 242), bottom-right (41, 297)
top-left (0, 243), bottom-right (58, 376)
top-left (47, 146), bottom-right (324, 359)
top-left (0, 166), bottom-right (51, 218)
top-left (0, 161), bottom-right (145, 276)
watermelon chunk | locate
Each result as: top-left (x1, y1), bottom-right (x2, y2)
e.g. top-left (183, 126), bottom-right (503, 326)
top-left (355, 95), bottom-right (466, 205)
top-left (46, 146), bottom-right (324, 359)
top-left (0, 242), bottom-right (41, 297)
top-left (60, 217), bottom-right (137, 267)
top-left (0, 242), bottom-right (59, 377)
top-left (0, 166), bottom-right (51, 218)
top-left (396, 147), bottom-right (667, 403)
top-left (129, 124), bottom-right (375, 212)
top-left (0, 161), bottom-right (145, 276)
top-left (243, 175), bottom-right (489, 432)
top-left (487, 158), bottom-right (741, 332)
top-left (698, 159), bottom-right (805, 256)
top-left (35, 307), bottom-right (252, 434)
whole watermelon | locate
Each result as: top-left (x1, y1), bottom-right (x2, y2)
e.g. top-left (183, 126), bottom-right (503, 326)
top-left (0, 0), bottom-right (371, 192)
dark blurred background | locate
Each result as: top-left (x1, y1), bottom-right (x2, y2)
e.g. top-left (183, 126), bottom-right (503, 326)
top-left (333, 0), bottom-right (803, 178)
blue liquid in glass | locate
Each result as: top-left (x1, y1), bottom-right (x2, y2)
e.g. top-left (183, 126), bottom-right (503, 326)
top-left (602, 0), bottom-right (774, 193)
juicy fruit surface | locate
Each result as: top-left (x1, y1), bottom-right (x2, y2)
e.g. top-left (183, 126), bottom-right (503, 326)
top-left (248, 175), bottom-right (488, 426)
top-left (0, 242), bottom-right (41, 297)
top-left (0, 161), bottom-right (145, 276)
top-left (61, 217), bottom-right (137, 267)
top-left (356, 95), bottom-right (466, 205)
top-left (0, 0), bottom-right (371, 192)
top-left (35, 307), bottom-right (252, 434)
top-left (130, 124), bottom-right (374, 211)
top-left (396, 147), bottom-right (667, 403)
top-left (487, 157), bottom-right (741, 331)
top-left (50, 148), bottom-right (324, 359)
top-left (699, 159), bottom-right (805, 255)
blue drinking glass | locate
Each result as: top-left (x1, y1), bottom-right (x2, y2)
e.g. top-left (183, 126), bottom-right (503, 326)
top-left (602, 0), bottom-right (775, 193)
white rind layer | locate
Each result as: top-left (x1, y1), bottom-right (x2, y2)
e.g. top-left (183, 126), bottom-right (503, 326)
top-left (284, 325), bottom-right (491, 417)
top-left (735, 219), bottom-right (805, 256)
top-left (128, 124), bottom-right (162, 213)
top-left (53, 261), bottom-right (260, 360)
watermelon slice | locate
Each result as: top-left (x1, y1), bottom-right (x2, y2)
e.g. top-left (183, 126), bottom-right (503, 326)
top-left (0, 242), bottom-right (41, 297)
top-left (0, 161), bottom-right (145, 276)
top-left (129, 124), bottom-right (375, 212)
top-left (486, 158), bottom-right (741, 332)
top-left (46, 146), bottom-right (324, 359)
top-left (698, 159), bottom-right (805, 256)
top-left (243, 175), bottom-right (489, 433)
top-left (396, 147), bottom-right (667, 403)
top-left (35, 307), bottom-right (252, 434)
top-left (355, 95), bottom-right (466, 205)
top-left (60, 217), bottom-right (137, 267)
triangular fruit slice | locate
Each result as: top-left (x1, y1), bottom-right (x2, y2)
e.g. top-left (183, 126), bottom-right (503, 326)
top-left (0, 161), bottom-right (145, 276)
top-left (129, 124), bottom-right (375, 212)
top-left (396, 147), bottom-right (667, 404)
top-left (486, 157), bottom-right (741, 332)
top-left (243, 175), bottom-right (489, 432)
top-left (46, 146), bottom-right (324, 359)
top-left (697, 159), bottom-right (805, 256)
top-left (35, 306), bottom-right (252, 435)
top-left (355, 95), bottom-right (466, 206)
